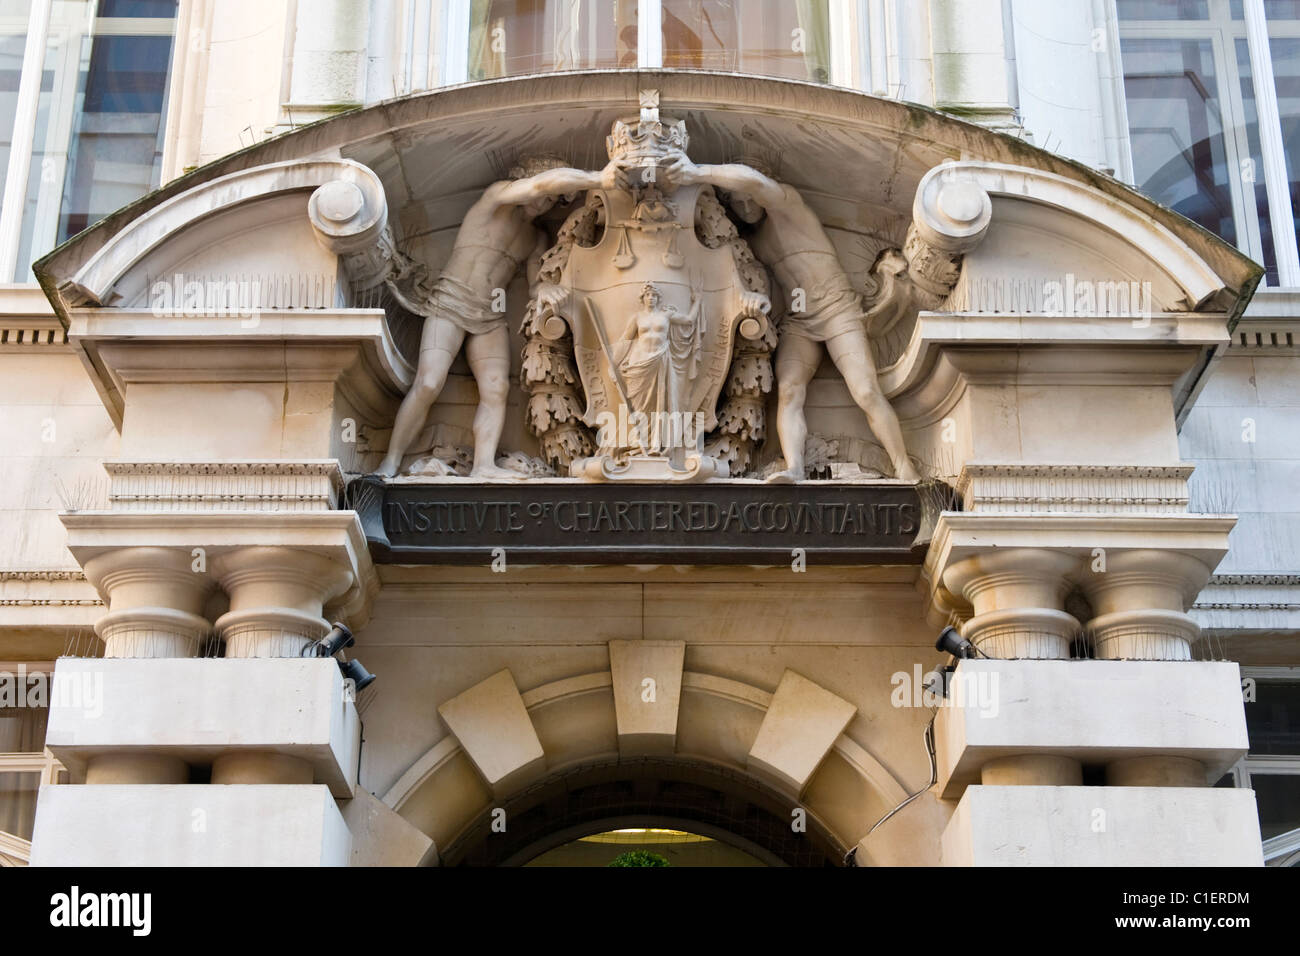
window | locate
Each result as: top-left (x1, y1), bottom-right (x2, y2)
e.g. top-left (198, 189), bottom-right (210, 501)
top-left (1121, 36), bottom-right (1239, 244)
top-left (0, 2), bottom-right (27, 187)
top-left (1118, 0), bottom-right (1300, 286)
top-left (0, 0), bottom-right (178, 283)
top-left (661, 0), bottom-right (832, 83)
top-left (1225, 668), bottom-right (1300, 863)
top-left (0, 663), bottom-right (65, 863)
top-left (468, 0), bottom-right (638, 80)
top-left (452, 0), bottom-right (856, 87)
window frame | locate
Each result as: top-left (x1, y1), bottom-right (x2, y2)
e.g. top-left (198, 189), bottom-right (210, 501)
top-left (437, 0), bottom-right (868, 88)
top-left (1232, 665), bottom-right (1300, 863)
top-left (0, 0), bottom-right (52, 282)
top-left (0, 660), bottom-right (65, 858)
top-left (1118, 0), bottom-right (1300, 286)
top-left (0, 0), bottom-right (179, 284)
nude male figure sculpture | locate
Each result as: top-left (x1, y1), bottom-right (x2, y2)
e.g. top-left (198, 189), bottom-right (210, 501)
top-left (377, 156), bottom-right (626, 478)
top-left (665, 157), bottom-right (920, 483)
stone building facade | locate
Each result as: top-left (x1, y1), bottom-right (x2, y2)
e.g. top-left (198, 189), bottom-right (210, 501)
top-left (0, 0), bottom-right (1297, 867)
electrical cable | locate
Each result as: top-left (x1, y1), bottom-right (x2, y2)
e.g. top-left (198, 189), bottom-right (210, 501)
top-left (864, 709), bottom-right (938, 837)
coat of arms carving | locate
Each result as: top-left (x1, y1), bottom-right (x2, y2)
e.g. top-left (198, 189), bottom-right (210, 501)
top-left (532, 120), bottom-right (772, 481)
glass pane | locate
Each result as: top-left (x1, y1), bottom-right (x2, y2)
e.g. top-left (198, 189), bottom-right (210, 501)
top-left (13, 0), bottom-right (177, 282)
top-left (1265, 1), bottom-right (1300, 18)
top-left (1245, 680), bottom-right (1300, 755)
top-left (0, 771), bottom-right (39, 842)
top-left (13, 0), bottom-right (90, 281)
top-left (58, 30), bottom-right (175, 241)
top-left (469, 0), bottom-right (637, 80)
top-left (1121, 36), bottom-right (1238, 244)
top-left (1251, 773), bottom-right (1300, 839)
top-left (0, 1), bottom-right (29, 196)
top-left (0, 704), bottom-right (49, 751)
top-left (1116, 0), bottom-right (1210, 19)
top-left (662, 0), bottom-right (831, 83)
top-left (1236, 38), bottom-right (1277, 283)
top-left (99, 0), bottom-right (178, 14)
top-left (1269, 36), bottom-right (1300, 285)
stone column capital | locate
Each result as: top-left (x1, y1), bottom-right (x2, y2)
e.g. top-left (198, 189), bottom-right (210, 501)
top-left (939, 548), bottom-right (1081, 659)
top-left (212, 545), bottom-right (356, 658)
top-left (1076, 548), bottom-right (1215, 612)
top-left (81, 546), bottom-right (215, 658)
top-left (1077, 549), bottom-right (1217, 661)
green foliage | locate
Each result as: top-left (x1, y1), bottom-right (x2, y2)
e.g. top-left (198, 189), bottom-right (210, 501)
top-left (607, 849), bottom-right (671, 867)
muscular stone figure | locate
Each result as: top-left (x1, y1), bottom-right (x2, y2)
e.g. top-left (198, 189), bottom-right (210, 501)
top-left (377, 156), bottom-right (625, 478)
top-left (665, 157), bottom-right (920, 483)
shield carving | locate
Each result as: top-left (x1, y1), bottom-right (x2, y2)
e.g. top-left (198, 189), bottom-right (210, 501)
top-left (550, 183), bottom-right (767, 478)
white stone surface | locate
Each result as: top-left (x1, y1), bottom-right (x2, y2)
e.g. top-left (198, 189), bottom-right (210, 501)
top-left (941, 785), bottom-right (1264, 866)
top-left (30, 784), bottom-right (350, 866)
top-left (747, 670), bottom-right (857, 795)
top-left (608, 640), bottom-right (686, 755)
top-left (437, 669), bottom-right (546, 797)
top-left (340, 788), bottom-right (437, 867)
top-left (935, 660), bottom-right (1249, 797)
top-left (43, 658), bottom-right (360, 797)
top-left (193, 0), bottom-right (293, 168)
top-left (287, 0), bottom-right (368, 111)
top-left (929, 0), bottom-right (1016, 121)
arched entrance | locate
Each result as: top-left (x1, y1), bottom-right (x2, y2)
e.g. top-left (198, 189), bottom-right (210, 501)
top-left (441, 757), bottom-right (846, 867)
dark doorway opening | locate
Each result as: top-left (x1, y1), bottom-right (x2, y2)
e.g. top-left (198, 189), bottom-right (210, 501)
top-left (442, 756), bottom-right (847, 866)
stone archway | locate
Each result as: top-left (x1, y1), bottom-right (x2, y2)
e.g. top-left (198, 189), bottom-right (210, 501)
top-left (442, 756), bottom-right (847, 867)
top-left (378, 662), bottom-right (913, 866)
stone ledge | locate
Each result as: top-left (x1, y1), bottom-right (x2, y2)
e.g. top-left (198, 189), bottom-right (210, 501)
top-left (66, 306), bottom-right (411, 429)
top-left (941, 785), bottom-right (1263, 866)
top-left (103, 460), bottom-right (345, 513)
top-left (935, 660), bottom-right (1248, 797)
top-left (30, 784), bottom-right (350, 866)
top-left (43, 658), bottom-right (360, 798)
top-left (956, 463), bottom-right (1195, 514)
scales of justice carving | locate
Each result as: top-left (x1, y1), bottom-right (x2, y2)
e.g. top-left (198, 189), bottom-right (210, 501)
top-left (329, 91), bottom-right (991, 484)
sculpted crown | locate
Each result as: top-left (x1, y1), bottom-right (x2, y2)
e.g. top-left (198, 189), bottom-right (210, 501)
top-left (606, 115), bottom-right (689, 166)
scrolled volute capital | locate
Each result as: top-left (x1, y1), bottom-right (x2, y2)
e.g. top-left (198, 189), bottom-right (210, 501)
top-left (308, 164), bottom-right (391, 291)
top-left (900, 162), bottom-right (994, 300)
top-left (912, 161), bottom-right (993, 252)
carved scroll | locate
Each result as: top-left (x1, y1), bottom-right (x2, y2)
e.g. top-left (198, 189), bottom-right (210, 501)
top-left (863, 162), bottom-right (993, 365)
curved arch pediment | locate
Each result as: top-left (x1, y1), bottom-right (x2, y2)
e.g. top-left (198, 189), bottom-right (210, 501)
top-left (56, 159), bottom-right (387, 310)
top-left (33, 70), bottom-right (1259, 324)
top-left (915, 161), bottom-right (1225, 311)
